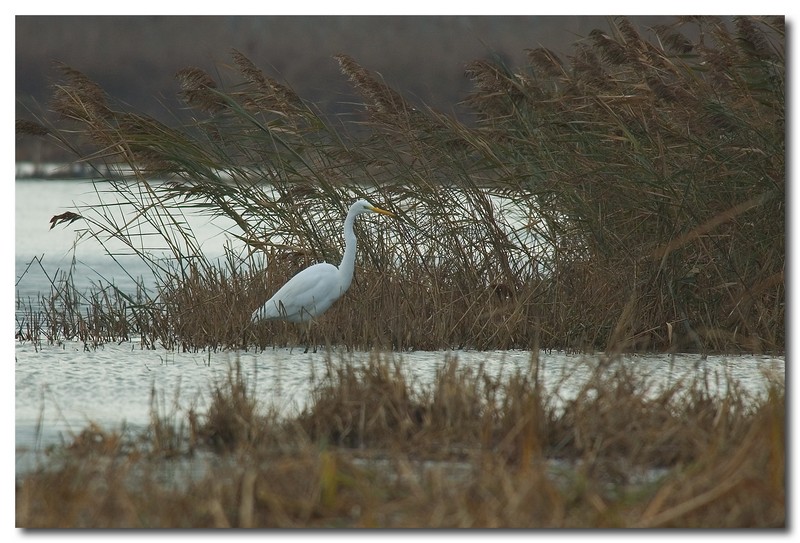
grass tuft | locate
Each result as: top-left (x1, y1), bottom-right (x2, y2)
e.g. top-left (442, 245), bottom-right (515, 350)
top-left (15, 354), bottom-right (784, 528)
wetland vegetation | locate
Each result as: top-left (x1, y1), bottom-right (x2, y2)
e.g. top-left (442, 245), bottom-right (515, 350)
top-left (15, 16), bottom-right (784, 528)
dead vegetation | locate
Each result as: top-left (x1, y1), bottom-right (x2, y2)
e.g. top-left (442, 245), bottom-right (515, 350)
top-left (15, 18), bottom-right (785, 526)
top-left (16, 354), bottom-right (784, 528)
top-left (15, 16), bottom-right (784, 354)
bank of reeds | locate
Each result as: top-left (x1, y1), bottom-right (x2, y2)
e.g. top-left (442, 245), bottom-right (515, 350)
top-left (16, 354), bottom-right (785, 528)
top-left (16, 16), bottom-right (784, 353)
top-left (15, 257), bottom-right (145, 350)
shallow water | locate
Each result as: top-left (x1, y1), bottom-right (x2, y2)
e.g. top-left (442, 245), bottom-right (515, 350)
top-left (15, 178), bottom-right (239, 304)
top-left (15, 339), bottom-right (784, 475)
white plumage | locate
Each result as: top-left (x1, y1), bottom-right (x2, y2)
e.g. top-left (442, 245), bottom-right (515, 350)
top-left (252, 199), bottom-right (395, 324)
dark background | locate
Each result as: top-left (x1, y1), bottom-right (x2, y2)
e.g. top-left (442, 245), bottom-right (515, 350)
top-left (16, 15), bottom-right (678, 159)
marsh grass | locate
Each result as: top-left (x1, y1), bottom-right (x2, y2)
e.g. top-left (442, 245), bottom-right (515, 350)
top-left (15, 353), bottom-right (784, 528)
top-left (16, 16), bottom-right (784, 353)
top-left (14, 16), bottom-right (785, 528)
top-left (15, 256), bottom-right (142, 350)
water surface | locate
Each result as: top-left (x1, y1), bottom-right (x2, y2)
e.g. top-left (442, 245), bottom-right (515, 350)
top-left (15, 178), bottom-right (239, 303)
top-left (16, 339), bottom-right (784, 475)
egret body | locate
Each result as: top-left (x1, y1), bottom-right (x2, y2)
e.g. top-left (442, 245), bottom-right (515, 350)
top-left (251, 199), bottom-right (395, 325)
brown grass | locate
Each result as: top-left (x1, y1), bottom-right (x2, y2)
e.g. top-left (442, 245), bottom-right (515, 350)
top-left (16, 16), bottom-right (783, 355)
top-left (14, 14), bottom-right (785, 529)
top-left (16, 353), bottom-right (784, 528)
top-left (14, 16), bottom-right (785, 356)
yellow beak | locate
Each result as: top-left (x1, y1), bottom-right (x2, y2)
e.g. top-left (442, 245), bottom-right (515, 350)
top-left (369, 205), bottom-right (396, 218)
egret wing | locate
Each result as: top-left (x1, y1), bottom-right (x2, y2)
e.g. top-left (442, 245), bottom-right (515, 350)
top-left (253, 263), bottom-right (343, 322)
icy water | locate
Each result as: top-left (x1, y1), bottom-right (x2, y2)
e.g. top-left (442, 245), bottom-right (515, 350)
top-left (14, 179), bottom-right (786, 477)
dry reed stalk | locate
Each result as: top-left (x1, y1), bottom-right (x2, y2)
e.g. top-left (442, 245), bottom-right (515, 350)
top-left (16, 17), bottom-right (784, 353)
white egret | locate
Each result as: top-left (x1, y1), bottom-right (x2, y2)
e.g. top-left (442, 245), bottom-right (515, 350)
top-left (251, 199), bottom-right (396, 339)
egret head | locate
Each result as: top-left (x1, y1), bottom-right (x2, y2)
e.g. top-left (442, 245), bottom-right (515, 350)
top-left (352, 199), bottom-right (396, 218)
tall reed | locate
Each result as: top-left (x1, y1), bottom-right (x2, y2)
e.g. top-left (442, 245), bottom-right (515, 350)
top-left (17, 16), bottom-right (784, 353)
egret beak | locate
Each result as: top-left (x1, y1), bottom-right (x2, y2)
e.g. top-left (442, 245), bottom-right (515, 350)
top-left (369, 205), bottom-right (396, 218)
